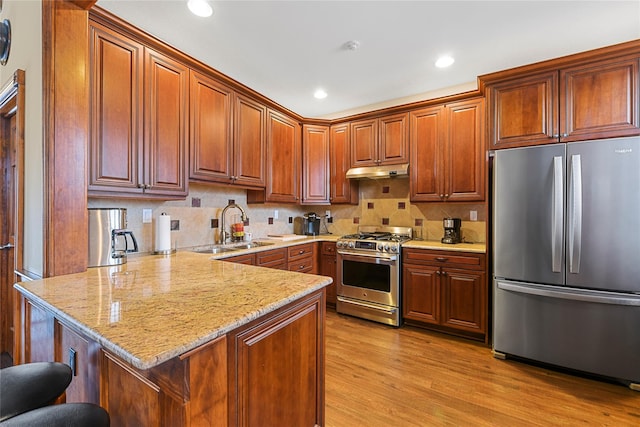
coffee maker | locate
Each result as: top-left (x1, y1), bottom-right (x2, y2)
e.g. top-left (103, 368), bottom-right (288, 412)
top-left (88, 208), bottom-right (138, 267)
top-left (441, 217), bottom-right (462, 244)
top-left (302, 212), bottom-right (321, 236)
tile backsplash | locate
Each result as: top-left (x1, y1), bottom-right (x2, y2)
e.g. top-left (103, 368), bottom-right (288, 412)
top-left (89, 179), bottom-right (486, 253)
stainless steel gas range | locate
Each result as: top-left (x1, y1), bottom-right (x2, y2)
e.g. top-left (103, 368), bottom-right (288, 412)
top-left (336, 226), bottom-right (412, 326)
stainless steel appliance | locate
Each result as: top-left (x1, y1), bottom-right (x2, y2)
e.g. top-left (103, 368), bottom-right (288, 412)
top-left (441, 217), bottom-right (461, 244)
top-left (336, 226), bottom-right (412, 326)
top-left (88, 208), bottom-right (138, 268)
top-left (303, 212), bottom-right (321, 236)
top-left (492, 136), bottom-right (640, 388)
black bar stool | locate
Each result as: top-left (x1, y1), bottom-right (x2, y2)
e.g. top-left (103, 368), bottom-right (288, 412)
top-left (0, 362), bottom-right (72, 422)
top-left (0, 403), bottom-right (109, 426)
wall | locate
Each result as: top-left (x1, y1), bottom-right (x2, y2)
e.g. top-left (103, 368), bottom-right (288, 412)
top-left (0, 0), bottom-right (44, 277)
top-left (89, 179), bottom-right (486, 253)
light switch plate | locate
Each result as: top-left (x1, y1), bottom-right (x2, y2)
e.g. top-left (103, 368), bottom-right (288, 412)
top-left (470, 210), bottom-right (478, 221)
top-left (142, 208), bottom-right (152, 223)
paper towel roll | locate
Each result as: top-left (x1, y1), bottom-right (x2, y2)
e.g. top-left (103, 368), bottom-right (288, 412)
top-left (155, 213), bottom-right (171, 252)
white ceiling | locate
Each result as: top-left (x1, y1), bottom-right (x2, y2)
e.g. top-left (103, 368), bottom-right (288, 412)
top-left (97, 0), bottom-right (640, 119)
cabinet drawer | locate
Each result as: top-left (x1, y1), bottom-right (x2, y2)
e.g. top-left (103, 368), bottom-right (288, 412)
top-left (224, 253), bottom-right (255, 265)
top-left (288, 243), bottom-right (315, 261)
top-left (321, 241), bottom-right (336, 256)
top-left (288, 255), bottom-right (314, 273)
top-left (256, 248), bottom-right (287, 269)
top-left (403, 249), bottom-right (485, 270)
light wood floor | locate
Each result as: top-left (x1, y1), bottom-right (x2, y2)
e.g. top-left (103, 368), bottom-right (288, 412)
top-left (324, 309), bottom-right (640, 426)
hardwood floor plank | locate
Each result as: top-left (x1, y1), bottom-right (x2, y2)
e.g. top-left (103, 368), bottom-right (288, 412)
top-left (325, 310), bottom-right (640, 426)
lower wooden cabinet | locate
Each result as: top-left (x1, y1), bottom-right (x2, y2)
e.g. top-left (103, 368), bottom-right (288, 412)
top-left (16, 289), bottom-right (325, 426)
top-left (287, 243), bottom-right (317, 274)
top-left (402, 248), bottom-right (487, 342)
top-left (319, 242), bottom-right (337, 307)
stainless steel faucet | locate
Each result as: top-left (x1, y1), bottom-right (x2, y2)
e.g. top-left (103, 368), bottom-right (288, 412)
top-left (219, 202), bottom-right (248, 244)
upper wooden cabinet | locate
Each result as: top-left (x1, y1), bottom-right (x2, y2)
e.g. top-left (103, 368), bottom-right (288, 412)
top-left (350, 112), bottom-right (409, 167)
top-left (329, 123), bottom-right (358, 204)
top-left (486, 55), bottom-right (640, 149)
top-left (248, 110), bottom-right (301, 203)
top-left (302, 124), bottom-right (330, 205)
top-left (410, 98), bottom-right (485, 202)
top-left (88, 21), bottom-right (188, 199)
top-left (189, 72), bottom-right (266, 189)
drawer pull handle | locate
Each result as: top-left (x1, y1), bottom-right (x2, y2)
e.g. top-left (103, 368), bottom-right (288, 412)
top-left (435, 257), bottom-right (448, 262)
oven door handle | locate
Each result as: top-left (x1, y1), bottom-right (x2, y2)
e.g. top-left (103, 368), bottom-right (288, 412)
top-left (337, 296), bottom-right (398, 314)
top-left (337, 250), bottom-right (397, 262)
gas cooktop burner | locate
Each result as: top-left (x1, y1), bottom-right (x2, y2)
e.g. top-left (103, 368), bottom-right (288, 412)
top-left (336, 226), bottom-right (412, 253)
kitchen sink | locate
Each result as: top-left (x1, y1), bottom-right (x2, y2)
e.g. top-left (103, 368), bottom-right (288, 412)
top-left (232, 242), bottom-right (274, 249)
top-left (192, 246), bottom-right (239, 254)
top-left (192, 241), bottom-right (273, 254)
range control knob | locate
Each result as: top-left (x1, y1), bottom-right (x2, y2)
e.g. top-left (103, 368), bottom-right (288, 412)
top-left (348, 241), bottom-right (355, 249)
top-left (390, 244), bottom-right (398, 253)
top-left (336, 241), bottom-right (343, 248)
top-left (384, 244), bottom-right (390, 252)
top-left (378, 243), bottom-right (384, 252)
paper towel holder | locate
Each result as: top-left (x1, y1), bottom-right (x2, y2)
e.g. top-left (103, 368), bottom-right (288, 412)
top-left (152, 212), bottom-right (176, 256)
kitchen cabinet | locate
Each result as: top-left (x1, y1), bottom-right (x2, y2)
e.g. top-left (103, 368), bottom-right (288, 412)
top-left (256, 247), bottom-right (287, 270)
top-left (287, 243), bottom-right (317, 274)
top-left (409, 98), bottom-right (485, 202)
top-left (329, 123), bottom-right (358, 204)
top-left (247, 110), bottom-right (301, 203)
top-left (486, 55), bottom-right (640, 149)
top-left (189, 75), bottom-right (266, 189)
top-left (319, 242), bottom-right (337, 307)
top-left (88, 21), bottom-right (188, 199)
top-left (17, 285), bottom-right (325, 426)
top-left (402, 248), bottom-right (487, 342)
top-left (302, 124), bottom-right (330, 205)
top-left (224, 253), bottom-right (256, 265)
top-left (350, 112), bottom-right (409, 167)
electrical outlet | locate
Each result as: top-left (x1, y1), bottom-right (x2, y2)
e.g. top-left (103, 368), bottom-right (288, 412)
top-left (470, 210), bottom-right (478, 221)
top-left (274, 210), bottom-right (279, 219)
top-left (142, 209), bottom-right (152, 223)
top-left (325, 210), bottom-right (331, 218)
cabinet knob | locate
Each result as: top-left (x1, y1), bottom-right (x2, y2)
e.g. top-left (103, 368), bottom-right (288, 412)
top-left (439, 194), bottom-right (444, 199)
top-left (562, 133), bottom-right (568, 138)
top-left (436, 270), bottom-right (441, 275)
top-left (552, 134), bottom-right (559, 139)
top-left (444, 194), bottom-right (449, 199)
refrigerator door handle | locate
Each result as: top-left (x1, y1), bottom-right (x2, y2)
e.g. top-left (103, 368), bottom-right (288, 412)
top-left (497, 281), bottom-right (640, 306)
top-left (568, 155), bottom-right (582, 274)
top-left (552, 156), bottom-right (564, 273)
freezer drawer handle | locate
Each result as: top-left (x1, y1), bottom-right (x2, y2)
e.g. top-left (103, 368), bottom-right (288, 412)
top-left (552, 156), bottom-right (563, 273)
top-left (568, 154), bottom-right (582, 274)
top-left (497, 281), bottom-right (640, 306)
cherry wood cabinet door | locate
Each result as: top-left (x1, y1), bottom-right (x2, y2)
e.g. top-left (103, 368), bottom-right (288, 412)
top-left (320, 242), bottom-right (337, 307)
top-left (445, 98), bottom-right (485, 201)
top-left (329, 123), bottom-right (358, 204)
top-left (302, 124), bottom-right (330, 204)
top-left (409, 105), bottom-right (444, 202)
top-left (561, 57), bottom-right (640, 141)
top-left (143, 48), bottom-right (189, 197)
top-left (189, 70), bottom-right (233, 183)
top-left (234, 94), bottom-right (266, 188)
top-left (264, 110), bottom-right (301, 203)
top-left (402, 264), bottom-right (440, 324)
top-left (441, 268), bottom-right (486, 334)
top-left (487, 70), bottom-right (559, 149)
top-left (350, 118), bottom-right (378, 167)
top-left (378, 112), bottom-right (409, 165)
top-left (88, 22), bottom-right (144, 194)
top-left (229, 292), bottom-right (324, 427)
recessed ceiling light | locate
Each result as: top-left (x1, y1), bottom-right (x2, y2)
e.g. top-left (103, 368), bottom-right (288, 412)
top-left (188, 0), bottom-right (213, 18)
top-left (314, 89), bottom-right (328, 100)
top-left (435, 55), bottom-right (455, 68)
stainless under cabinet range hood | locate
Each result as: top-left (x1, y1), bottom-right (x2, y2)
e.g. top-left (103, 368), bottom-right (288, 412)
top-left (345, 163), bottom-right (409, 179)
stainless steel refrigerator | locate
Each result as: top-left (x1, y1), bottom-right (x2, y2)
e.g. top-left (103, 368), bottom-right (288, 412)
top-left (492, 136), bottom-right (640, 388)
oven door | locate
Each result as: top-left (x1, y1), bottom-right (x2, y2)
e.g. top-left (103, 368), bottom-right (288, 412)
top-left (337, 250), bottom-right (399, 307)
top-left (336, 250), bottom-right (401, 326)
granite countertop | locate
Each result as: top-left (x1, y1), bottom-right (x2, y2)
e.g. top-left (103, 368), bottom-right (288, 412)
top-left (402, 240), bottom-right (486, 253)
top-left (15, 252), bottom-right (332, 370)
